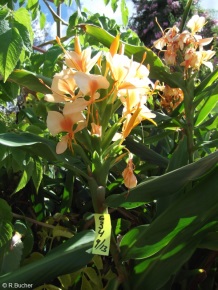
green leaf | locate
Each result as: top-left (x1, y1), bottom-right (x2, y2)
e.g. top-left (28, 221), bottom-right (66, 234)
top-left (0, 132), bottom-right (89, 179)
top-left (113, 218), bottom-right (131, 235)
top-left (0, 8), bottom-right (9, 21)
top-left (0, 230), bottom-right (95, 287)
top-left (32, 157), bottom-right (43, 193)
top-left (81, 274), bottom-right (93, 290)
top-left (104, 0), bottom-right (110, 5)
top-left (27, 0), bottom-right (38, 10)
top-left (194, 67), bottom-right (218, 96)
top-left (39, 11), bottom-right (46, 29)
top-left (0, 81), bottom-right (19, 102)
top-left (199, 232), bottom-right (218, 251)
top-left (122, 169), bottom-right (218, 289)
top-left (195, 84), bottom-right (218, 126)
top-left (13, 7), bottom-right (33, 46)
top-left (111, 0), bottom-right (118, 12)
top-left (0, 27), bottom-right (23, 82)
top-left (83, 267), bottom-right (102, 288)
top-left (8, 69), bottom-right (52, 94)
top-left (166, 136), bottom-right (188, 172)
top-left (14, 159), bottom-right (34, 193)
top-left (106, 151), bottom-right (218, 208)
top-left (42, 45), bottom-right (63, 78)
top-left (121, 0), bottom-right (129, 26)
top-left (0, 199), bottom-right (13, 248)
top-left (61, 170), bottom-right (75, 214)
top-left (125, 137), bottom-right (169, 168)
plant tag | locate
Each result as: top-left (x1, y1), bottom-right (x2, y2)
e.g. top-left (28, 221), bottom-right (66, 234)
top-left (92, 213), bottom-right (111, 256)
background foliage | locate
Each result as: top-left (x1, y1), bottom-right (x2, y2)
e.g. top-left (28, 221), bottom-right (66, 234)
top-left (0, 0), bottom-right (218, 289)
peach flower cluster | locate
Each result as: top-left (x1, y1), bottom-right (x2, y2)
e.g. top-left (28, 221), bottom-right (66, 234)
top-left (45, 35), bottom-right (156, 189)
top-left (153, 15), bottom-right (215, 75)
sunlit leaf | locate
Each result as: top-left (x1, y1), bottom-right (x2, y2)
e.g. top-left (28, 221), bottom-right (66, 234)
top-left (195, 84), bottom-right (218, 126)
top-left (39, 11), bottom-right (46, 30)
top-left (8, 69), bottom-right (52, 94)
top-left (13, 7), bottom-right (33, 46)
top-left (111, 0), bottom-right (118, 12)
top-left (122, 169), bottom-right (218, 289)
top-left (121, 0), bottom-right (129, 26)
top-left (0, 28), bottom-right (23, 81)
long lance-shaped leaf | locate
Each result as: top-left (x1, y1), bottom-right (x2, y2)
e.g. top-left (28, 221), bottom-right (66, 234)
top-left (8, 69), bottom-right (52, 94)
top-left (78, 24), bottom-right (185, 89)
top-left (120, 168), bottom-right (218, 260)
top-left (0, 230), bottom-right (94, 287)
top-left (106, 151), bottom-right (218, 209)
top-left (123, 169), bottom-right (218, 289)
top-left (195, 83), bottom-right (218, 126)
top-left (0, 132), bottom-right (89, 179)
top-left (194, 66), bottom-right (218, 97)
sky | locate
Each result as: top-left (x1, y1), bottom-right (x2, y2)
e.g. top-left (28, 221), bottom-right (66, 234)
top-left (39, 0), bottom-right (218, 24)
top-left (37, 0), bottom-right (217, 40)
top-left (200, 0), bottom-right (217, 10)
top-left (38, 0), bottom-right (134, 26)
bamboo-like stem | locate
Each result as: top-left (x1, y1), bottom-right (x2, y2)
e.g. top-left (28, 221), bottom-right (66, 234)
top-left (88, 176), bottom-right (130, 288)
top-left (183, 82), bottom-right (195, 163)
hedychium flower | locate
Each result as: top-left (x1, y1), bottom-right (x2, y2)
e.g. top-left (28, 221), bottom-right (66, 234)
top-left (45, 34), bottom-right (156, 190)
top-left (46, 102), bottom-right (86, 154)
top-left (44, 69), bottom-right (79, 103)
top-left (122, 153), bottom-right (137, 189)
top-left (153, 15), bottom-right (215, 77)
top-left (57, 35), bottom-right (102, 73)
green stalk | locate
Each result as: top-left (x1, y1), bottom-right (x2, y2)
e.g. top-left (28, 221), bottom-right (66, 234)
top-left (183, 79), bottom-right (195, 163)
top-left (88, 176), bottom-right (130, 288)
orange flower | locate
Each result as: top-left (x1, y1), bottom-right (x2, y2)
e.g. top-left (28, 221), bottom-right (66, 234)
top-left (73, 72), bottom-right (110, 100)
top-left (44, 69), bottom-right (78, 103)
top-left (122, 157), bottom-right (137, 189)
top-left (65, 39), bottom-right (102, 73)
top-left (47, 103), bottom-right (86, 154)
top-left (76, 72), bottom-right (109, 124)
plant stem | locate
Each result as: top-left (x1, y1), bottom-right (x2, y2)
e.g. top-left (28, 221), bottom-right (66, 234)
top-left (12, 213), bottom-right (55, 229)
top-left (183, 82), bottom-right (195, 163)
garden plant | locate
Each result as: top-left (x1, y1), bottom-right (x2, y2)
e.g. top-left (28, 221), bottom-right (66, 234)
top-left (0, 0), bottom-right (218, 289)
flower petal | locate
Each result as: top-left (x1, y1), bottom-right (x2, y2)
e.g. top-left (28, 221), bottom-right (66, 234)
top-left (47, 111), bottom-right (64, 135)
top-left (56, 135), bottom-right (68, 154)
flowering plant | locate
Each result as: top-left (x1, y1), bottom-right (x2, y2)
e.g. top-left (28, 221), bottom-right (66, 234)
top-left (44, 35), bottom-right (156, 197)
top-left (0, 0), bottom-right (218, 289)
